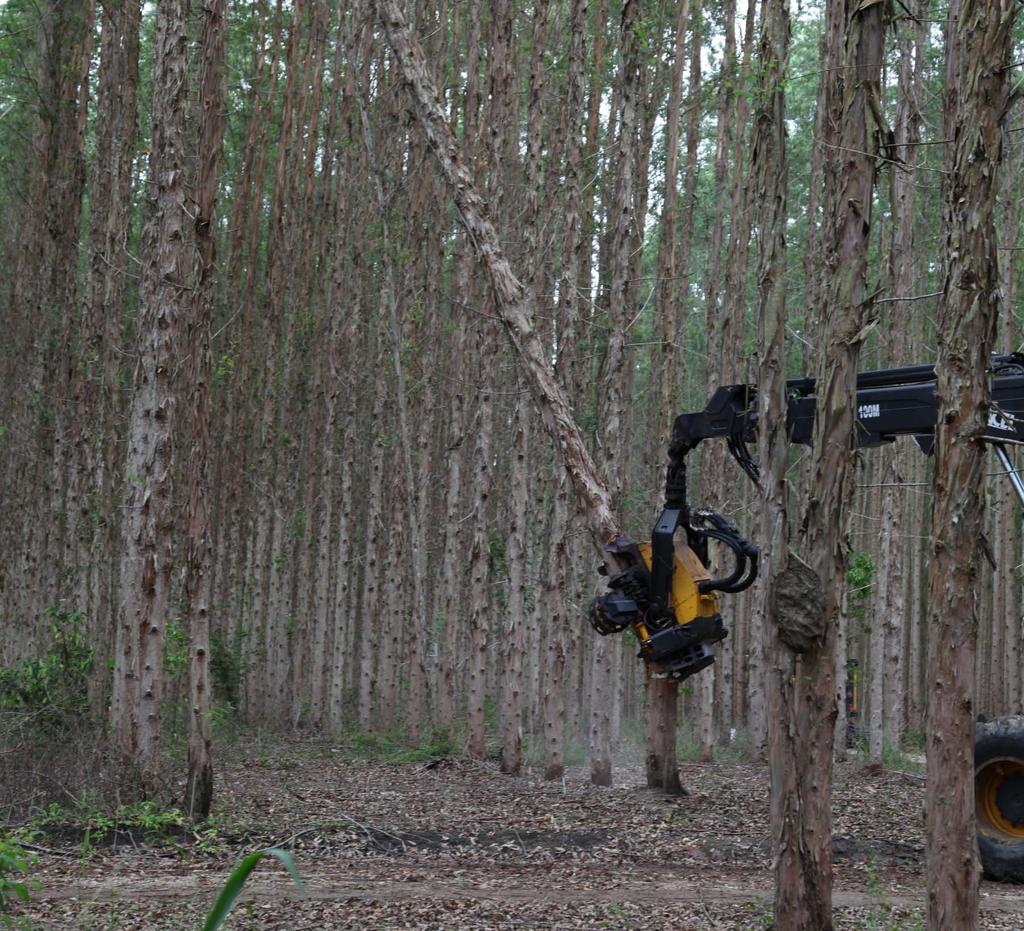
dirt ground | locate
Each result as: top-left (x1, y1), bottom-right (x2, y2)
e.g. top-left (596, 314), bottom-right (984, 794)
top-left (11, 739), bottom-right (1024, 930)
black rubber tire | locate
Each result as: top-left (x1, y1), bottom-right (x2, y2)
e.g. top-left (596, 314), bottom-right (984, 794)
top-left (975, 715), bottom-right (1024, 882)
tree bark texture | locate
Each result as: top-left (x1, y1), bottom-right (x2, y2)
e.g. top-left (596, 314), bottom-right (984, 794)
top-left (113, 0), bottom-right (191, 786)
top-left (184, 0), bottom-right (227, 820)
top-left (772, 0), bottom-right (886, 925)
top-left (925, 2), bottom-right (1015, 927)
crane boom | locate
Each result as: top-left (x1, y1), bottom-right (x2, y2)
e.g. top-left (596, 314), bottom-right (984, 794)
top-left (673, 352), bottom-right (1024, 479)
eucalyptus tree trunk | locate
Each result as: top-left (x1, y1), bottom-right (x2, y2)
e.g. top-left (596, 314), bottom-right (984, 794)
top-left (588, 0), bottom-right (644, 787)
top-left (81, 0), bottom-right (140, 714)
top-left (377, 508), bottom-right (402, 730)
top-left (868, 471), bottom-right (888, 763)
top-left (997, 135), bottom-right (1022, 714)
top-left (769, 0), bottom-right (886, 925)
top-left (502, 386), bottom-right (530, 772)
top-left (696, 0), bottom-right (739, 762)
top-left (540, 0), bottom-right (588, 782)
top-left (246, 0), bottom-right (301, 721)
top-left (357, 79), bottom-right (429, 742)
top-left (675, 0), bottom-right (701, 363)
top-left (748, 0), bottom-right (796, 923)
top-left (702, 0), bottom-right (737, 342)
top-left (113, 0), bottom-right (191, 786)
top-left (436, 278), bottom-right (470, 732)
top-left (357, 340), bottom-right (389, 730)
top-left (183, 0), bottom-right (226, 820)
top-left (307, 119), bottom-right (350, 734)
top-left (721, 0), bottom-right (758, 732)
top-left (645, 0), bottom-right (689, 794)
top-left (13, 0), bottom-right (93, 634)
top-left (907, 465), bottom-right (925, 733)
top-left (46, 0), bottom-right (94, 618)
top-left (925, 2), bottom-right (1016, 926)
top-left (309, 343), bottom-right (337, 728)
top-left (723, 0), bottom-right (757, 329)
top-left (465, 0), bottom-right (514, 761)
top-left (569, 0), bottom-right (606, 768)
top-left (216, 1), bottom-right (277, 718)
top-left (264, 0), bottom-right (314, 725)
top-left (868, 3), bottom-right (925, 757)
top-left (327, 216), bottom-right (360, 730)
top-left (801, 32), bottom-right (828, 337)
top-left (435, 0), bottom-right (481, 735)
top-left (501, 0), bottom-right (551, 776)
top-left (878, 4), bottom-right (924, 750)
top-left (466, 352), bottom-right (495, 759)
top-left (541, 476), bottom-right (570, 780)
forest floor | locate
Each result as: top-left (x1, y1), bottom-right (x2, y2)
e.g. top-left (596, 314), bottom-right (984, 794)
top-left (11, 735), bottom-right (1024, 930)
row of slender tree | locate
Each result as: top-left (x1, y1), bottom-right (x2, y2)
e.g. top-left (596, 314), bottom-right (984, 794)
top-left (0, 0), bottom-right (1021, 925)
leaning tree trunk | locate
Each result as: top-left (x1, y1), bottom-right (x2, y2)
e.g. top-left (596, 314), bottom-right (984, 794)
top-left (925, 1), bottom-right (1016, 927)
top-left (373, 0), bottom-right (627, 574)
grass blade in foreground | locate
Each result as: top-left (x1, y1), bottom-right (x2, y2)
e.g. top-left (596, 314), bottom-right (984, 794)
top-left (201, 848), bottom-right (304, 931)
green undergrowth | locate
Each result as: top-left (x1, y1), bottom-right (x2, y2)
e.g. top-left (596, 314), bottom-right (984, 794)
top-left (863, 857), bottom-right (926, 931)
top-left (848, 734), bottom-right (925, 774)
top-left (0, 836), bottom-right (38, 928)
top-left (344, 725), bottom-right (459, 765)
top-left (620, 716), bottom-right (755, 765)
top-left (13, 797), bottom-right (236, 860)
top-left (0, 609), bottom-right (92, 734)
top-left (18, 798), bottom-right (186, 852)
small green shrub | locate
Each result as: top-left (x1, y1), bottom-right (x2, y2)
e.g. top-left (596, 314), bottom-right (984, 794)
top-left (858, 739), bottom-right (924, 775)
top-left (164, 618), bottom-right (189, 680)
top-left (27, 798), bottom-right (185, 846)
top-left (0, 836), bottom-right (38, 924)
top-left (0, 609), bottom-right (93, 731)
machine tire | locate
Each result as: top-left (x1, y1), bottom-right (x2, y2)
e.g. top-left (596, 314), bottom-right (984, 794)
top-left (975, 715), bottom-right (1024, 882)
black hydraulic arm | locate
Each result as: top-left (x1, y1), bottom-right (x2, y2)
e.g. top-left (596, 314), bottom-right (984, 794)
top-left (642, 352), bottom-right (1024, 628)
top-left (590, 353), bottom-right (1024, 681)
top-left (671, 353), bottom-right (1024, 478)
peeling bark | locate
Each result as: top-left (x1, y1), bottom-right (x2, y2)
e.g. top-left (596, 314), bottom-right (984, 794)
top-left (926, 2), bottom-right (1016, 926)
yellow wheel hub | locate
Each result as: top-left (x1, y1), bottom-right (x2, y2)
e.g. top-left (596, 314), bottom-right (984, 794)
top-left (976, 758), bottom-right (1024, 841)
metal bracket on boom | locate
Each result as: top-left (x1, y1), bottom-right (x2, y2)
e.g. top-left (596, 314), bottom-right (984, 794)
top-left (995, 443), bottom-right (1024, 509)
